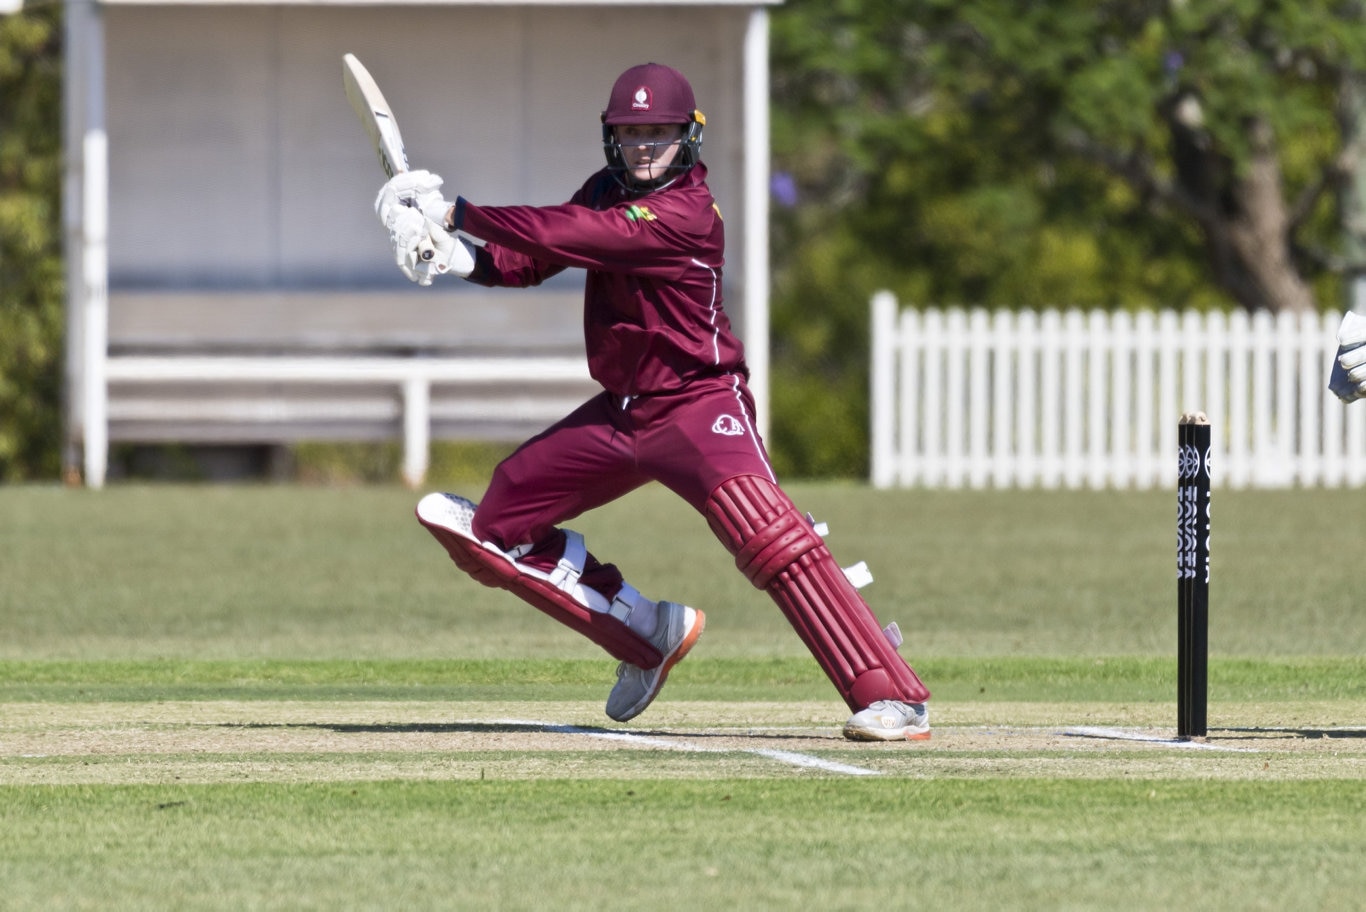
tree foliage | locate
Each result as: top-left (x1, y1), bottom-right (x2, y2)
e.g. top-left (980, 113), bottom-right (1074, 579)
top-left (0, 5), bottom-right (63, 481)
top-left (767, 0), bottom-right (1366, 476)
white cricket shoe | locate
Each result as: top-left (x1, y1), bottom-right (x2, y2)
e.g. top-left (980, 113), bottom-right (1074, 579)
top-left (605, 601), bottom-right (705, 723)
top-left (843, 700), bottom-right (931, 742)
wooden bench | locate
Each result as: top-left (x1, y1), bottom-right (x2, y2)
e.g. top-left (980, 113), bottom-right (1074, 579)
top-left (104, 288), bottom-right (598, 485)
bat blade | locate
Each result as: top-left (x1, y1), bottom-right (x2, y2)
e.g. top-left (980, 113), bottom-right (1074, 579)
top-left (342, 53), bottom-right (434, 260)
top-left (343, 52), bottom-right (409, 178)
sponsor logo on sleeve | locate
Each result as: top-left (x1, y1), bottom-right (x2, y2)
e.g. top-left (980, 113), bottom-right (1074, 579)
top-left (624, 205), bottom-right (658, 222)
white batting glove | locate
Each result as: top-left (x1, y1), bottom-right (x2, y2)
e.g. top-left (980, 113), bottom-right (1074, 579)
top-left (374, 169), bottom-right (453, 228)
top-left (404, 218), bottom-right (476, 286)
top-left (383, 206), bottom-right (437, 283)
top-left (1329, 311), bottom-right (1366, 403)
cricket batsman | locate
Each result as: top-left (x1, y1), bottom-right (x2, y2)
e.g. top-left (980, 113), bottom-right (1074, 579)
top-left (374, 62), bottom-right (931, 741)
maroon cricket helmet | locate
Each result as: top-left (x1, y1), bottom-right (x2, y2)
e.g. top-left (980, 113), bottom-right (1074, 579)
top-left (603, 62), bottom-right (698, 125)
top-left (601, 62), bottom-right (706, 189)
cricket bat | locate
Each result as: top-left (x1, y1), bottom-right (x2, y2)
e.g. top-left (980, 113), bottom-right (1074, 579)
top-left (342, 52), bottom-right (434, 261)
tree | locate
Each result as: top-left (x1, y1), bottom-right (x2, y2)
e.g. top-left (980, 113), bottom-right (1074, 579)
top-left (766, 0), bottom-right (1366, 476)
top-left (0, 5), bottom-right (63, 481)
top-left (934, 1), bottom-right (1366, 314)
top-left (776, 1), bottom-right (1366, 315)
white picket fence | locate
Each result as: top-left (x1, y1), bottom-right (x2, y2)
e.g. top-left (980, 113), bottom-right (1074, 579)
top-left (870, 291), bottom-right (1366, 489)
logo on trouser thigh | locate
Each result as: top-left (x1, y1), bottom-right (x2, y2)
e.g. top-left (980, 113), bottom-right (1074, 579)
top-left (712, 415), bottom-right (746, 437)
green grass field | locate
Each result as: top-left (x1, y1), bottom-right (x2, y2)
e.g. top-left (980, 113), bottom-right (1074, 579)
top-left (2, 482), bottom-right (1364, 910)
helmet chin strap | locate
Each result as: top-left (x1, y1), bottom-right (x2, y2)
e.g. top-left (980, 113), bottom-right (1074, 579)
top-left (610, 167), bottom-right (687, 194)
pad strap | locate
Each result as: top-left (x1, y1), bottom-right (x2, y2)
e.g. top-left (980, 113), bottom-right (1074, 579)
top-left (608, 583), bottom-right (644, 625)
top-left (550, 530), bottom-right (588, 592)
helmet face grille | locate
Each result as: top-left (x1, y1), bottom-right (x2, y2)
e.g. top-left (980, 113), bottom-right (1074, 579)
top-left (601, 116), bottom-right (704, 191)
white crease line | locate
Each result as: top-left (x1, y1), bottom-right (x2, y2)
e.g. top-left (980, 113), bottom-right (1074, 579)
top-left (489, 719), bottom-right (881, 777)
top-left (752, 749), bottom-right (881, 776)
top-left (1064, 726), bottom-right (1256, 752)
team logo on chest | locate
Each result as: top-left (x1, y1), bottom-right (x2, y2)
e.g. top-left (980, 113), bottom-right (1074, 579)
top-left (712, 415), bottom-right (746, 437)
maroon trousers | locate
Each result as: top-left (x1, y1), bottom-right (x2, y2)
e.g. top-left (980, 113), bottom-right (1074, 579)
top-left (473, 373), bottom-right (774, 562)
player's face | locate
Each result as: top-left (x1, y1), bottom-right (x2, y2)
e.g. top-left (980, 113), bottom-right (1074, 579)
top-left (616, 124), bottom-right (686, 183)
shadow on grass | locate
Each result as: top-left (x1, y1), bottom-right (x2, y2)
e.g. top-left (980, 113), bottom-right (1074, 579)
top-left (1219, 727), bottom-right (1366, 740)
top-left (213, 720), bottom-right (827, 742)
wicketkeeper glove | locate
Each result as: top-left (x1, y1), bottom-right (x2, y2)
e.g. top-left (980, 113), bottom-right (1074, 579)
top-left (1329, 311), bottom-right (1366, 403)
top-left (375, 169), bottom-right (454, 229)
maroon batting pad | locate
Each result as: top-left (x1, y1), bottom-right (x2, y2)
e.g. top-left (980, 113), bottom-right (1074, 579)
top-left (417, 495), bottom-right (662, 668)
top-left (704, 474), bottom-right (930, 710)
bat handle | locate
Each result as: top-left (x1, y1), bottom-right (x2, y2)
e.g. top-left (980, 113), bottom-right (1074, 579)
top-left (418, 238), bottom-right (436, 262)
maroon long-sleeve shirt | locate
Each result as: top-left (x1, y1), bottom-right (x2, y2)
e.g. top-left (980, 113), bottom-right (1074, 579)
top-left (453, 163), bottom-right (748, 399)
